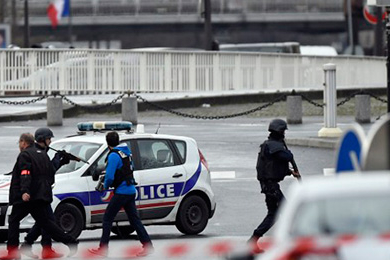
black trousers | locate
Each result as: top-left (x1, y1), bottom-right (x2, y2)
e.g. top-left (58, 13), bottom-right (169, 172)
top-left (252, 181), bottom-right (285, 238)
top-left (100, 193), bottom-right (151, 247)
top-left (24, 204), bottom-right (55, 246)
top-left (7, 200), bottom-right (75, 249)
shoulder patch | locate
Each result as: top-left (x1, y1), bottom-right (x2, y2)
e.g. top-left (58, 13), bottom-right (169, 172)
top-left (117, 150), bottom-right (127, 158)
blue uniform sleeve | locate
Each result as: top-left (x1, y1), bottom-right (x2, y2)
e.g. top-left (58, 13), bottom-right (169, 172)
top-left (104, 153), bottom-right (121, 189)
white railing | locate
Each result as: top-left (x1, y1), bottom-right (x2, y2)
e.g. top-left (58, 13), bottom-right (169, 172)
top-left (0, 49), bottom-right (385, 95)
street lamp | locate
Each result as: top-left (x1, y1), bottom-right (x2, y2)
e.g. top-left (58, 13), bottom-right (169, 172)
top-left (368, 0), bottom-right (390, 112)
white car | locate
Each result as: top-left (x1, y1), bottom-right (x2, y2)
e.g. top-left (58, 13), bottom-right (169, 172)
top-left (0, 122), bottom-right (216, 241)
top-left (257, 173), bottom-right (390, 260)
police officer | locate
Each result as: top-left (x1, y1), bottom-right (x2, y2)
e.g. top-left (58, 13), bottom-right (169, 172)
top-left (0, 131), bottom-right (78, 260)
top-left (248, 119), bottom-right (300, 252)
top-left (89, 131), bottom-right (153, 257)
top-left (20, 128), bottom-right (70, 259)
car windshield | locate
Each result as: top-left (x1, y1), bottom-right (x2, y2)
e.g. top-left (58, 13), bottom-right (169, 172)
top-left (290, 194), bottom-right (390, 237)
top-left (48, 142), bottom-right (102, 174)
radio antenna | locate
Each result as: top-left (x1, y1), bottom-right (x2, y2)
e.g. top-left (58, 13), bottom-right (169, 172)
top-left (155, 123), bottom-right (161, 134)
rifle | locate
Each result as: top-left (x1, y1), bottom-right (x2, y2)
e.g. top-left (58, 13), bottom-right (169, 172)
top-left (49, 147), bottom-right (89, 164)
top-left (282, 140), bottom-right (301, 180)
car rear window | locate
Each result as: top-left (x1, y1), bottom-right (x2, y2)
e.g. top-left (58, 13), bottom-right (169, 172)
top-left (173, 140), bottom-right (186, 162)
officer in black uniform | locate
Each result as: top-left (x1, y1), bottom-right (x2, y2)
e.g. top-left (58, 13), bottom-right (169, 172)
top-left (0, 131), bottom-right (78, 260)
top-left (21, 128), bottom-right (70, 259)
top-left (248, 119), bottom-right (300, 252)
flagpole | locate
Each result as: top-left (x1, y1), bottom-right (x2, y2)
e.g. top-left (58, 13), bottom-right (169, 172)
top-left (24, 0), bottom-right (30, 48)
top-left (68, 0), bottom-right (72, 45)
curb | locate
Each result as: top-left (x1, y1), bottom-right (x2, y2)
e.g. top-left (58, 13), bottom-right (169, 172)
top-left (286, 137), bottom-right (338, 149)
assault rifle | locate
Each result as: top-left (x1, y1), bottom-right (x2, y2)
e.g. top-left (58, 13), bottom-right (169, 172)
top-left (49, 147), bottom-right (89, 164)
top-left (282, 140), bottom-right (301, 181)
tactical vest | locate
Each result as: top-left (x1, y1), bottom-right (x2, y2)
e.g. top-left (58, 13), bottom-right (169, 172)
top-left (106, 149), bottom-right (137, 189)
top-left (256, 139), bottom-right (289, 182)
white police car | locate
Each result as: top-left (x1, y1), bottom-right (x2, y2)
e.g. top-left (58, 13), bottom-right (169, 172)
top-left (256, 173), bottom-right (390, 260)
top-left (0, 121), bottom-right (216, 241)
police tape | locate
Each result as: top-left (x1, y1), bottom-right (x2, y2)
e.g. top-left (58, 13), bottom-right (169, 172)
top-left (1, 233), bottom-right (390, 259)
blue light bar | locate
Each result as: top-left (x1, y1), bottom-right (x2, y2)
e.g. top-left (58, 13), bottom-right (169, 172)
top-left (77, 121), bottom-right (132, 132)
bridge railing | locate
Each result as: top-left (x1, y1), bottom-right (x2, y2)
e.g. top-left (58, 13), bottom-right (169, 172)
top-left (0, 49), bottom-right (384, 95)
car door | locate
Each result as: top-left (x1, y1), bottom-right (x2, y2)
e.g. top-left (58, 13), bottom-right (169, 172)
top-left (133, 138), bottom-right (187, 220)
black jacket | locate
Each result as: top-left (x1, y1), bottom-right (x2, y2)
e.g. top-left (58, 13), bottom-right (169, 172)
top-left (9, 143), bottom-right (56, 205)
top-left (256, 135), bottom-right (294, 182)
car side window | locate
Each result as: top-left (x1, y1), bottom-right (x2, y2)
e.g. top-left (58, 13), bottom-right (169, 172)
top-left (86, 142), bottom-right (132, 177)
top-left (50, 142), bottom-right (101, 174)
top-left (137, 139), bottom-right (175, 170)
top-left (173, 140), bottom-right (186, 163)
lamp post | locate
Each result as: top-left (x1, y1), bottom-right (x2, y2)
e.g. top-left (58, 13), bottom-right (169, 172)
top-left (368, 0), bottom-right (390, 112)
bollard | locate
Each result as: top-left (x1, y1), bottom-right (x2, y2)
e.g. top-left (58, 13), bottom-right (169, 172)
top-left (122, 96), bottom-right (138, 125)
top-left (355, 94), bottom-right (371, 124)
top-left (47, 97), bottom-right (63, 126)
top-left (318, 63), bottom-right (342, 137)
top-left (286, 95), bottom-right (302, 124)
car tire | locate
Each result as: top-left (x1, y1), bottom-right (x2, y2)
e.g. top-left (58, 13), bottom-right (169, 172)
top-left (0, 230), bottom-right (7, 242)
top-left (55, 203), bottom-right (84, 239)
top-left (176, 195), bottom-right (209, 235)
top-left (111, 226), bottom-right (135, 238)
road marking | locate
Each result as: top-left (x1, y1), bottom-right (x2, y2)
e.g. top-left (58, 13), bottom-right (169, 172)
top-left (210, 171), bottom-right (235, 179)
top-left (1, 126), bottom-right (35, 129)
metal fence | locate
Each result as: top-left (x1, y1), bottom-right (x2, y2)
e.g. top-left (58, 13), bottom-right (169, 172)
top-left (0, 49), bottom-right (385, 95)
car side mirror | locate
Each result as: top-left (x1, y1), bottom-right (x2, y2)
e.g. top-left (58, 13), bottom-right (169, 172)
top-left (91, 165), bottom-right (105, 181)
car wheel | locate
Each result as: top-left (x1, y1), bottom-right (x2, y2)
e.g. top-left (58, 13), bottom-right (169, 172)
top-left (55, 203), bottom-right (84, 239)
top-left (0, 230), bottom-right (7, 242)
top-left (111, 226), bottom-right (135, 238)
top-left (176, 195), bottom-right (209, 235)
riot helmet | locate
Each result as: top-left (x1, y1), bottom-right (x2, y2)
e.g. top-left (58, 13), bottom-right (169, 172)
top-left (34, 127), bottom-right (54, 142)
top-left (268, 119), bottom-right (288, 134)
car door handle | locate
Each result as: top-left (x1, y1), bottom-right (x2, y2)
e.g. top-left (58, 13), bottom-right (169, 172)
top-left (172, 173), bottom-right (183, 178)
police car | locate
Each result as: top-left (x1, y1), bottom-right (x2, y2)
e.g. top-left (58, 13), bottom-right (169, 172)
top-left (256, 173), bottom-right (390, 260)
top-left (0, 121), bottom-right (216, 241)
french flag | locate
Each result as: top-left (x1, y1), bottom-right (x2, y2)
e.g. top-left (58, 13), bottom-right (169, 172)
top-left (47, 0), bottom-right (70, 28)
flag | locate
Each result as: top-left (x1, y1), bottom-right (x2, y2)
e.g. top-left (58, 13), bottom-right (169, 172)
top-left (47, 0), bottom-right (70, 28)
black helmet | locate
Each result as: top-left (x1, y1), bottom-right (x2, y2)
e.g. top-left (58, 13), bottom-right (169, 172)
top-left (35, 128), bottom-right (54, 142)
top-left (268, 119), bottom-right (288, 133)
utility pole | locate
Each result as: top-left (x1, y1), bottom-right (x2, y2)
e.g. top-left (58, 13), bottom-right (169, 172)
top-left (68, 0), bottom-right (73, 45)
top-left (368, 0), bottom-right (390, 112)
top-left (347, 0), bottom-right (355, 55)
top-left (24, 0), bottom-right (30, 48)
top-left (203, 0), bottom-right (212, 50)
top-left (374, 6), bottom-right (384, 56)
top-left (11, 0), bottom-right (16, 44)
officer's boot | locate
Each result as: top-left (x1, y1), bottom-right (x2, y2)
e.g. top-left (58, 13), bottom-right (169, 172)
top-left (41, 246), bottom-right (64, 259)
top-left (20, 243), bottom-right (38, 259)
top-left (66, 240), bottom-right (79, 257)
top-left (0, 247), bottom-right (21, 260)
top-left (247, 235), bottom-right (264, 254)
top-left (137, 242), bottom-right (154, 257)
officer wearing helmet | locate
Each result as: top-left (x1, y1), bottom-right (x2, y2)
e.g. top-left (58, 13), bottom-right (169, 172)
top-left (248, 119), bottom-right (300, 252)
top-left (2, 128), bottom-right (78, 260)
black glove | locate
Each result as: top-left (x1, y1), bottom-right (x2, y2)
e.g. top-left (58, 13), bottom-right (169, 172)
top-left (57, 150), bottom-right (71, 166)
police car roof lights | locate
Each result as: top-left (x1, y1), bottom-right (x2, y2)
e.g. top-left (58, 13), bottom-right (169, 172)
top-left (77, 121), bottom-right (133, 132)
